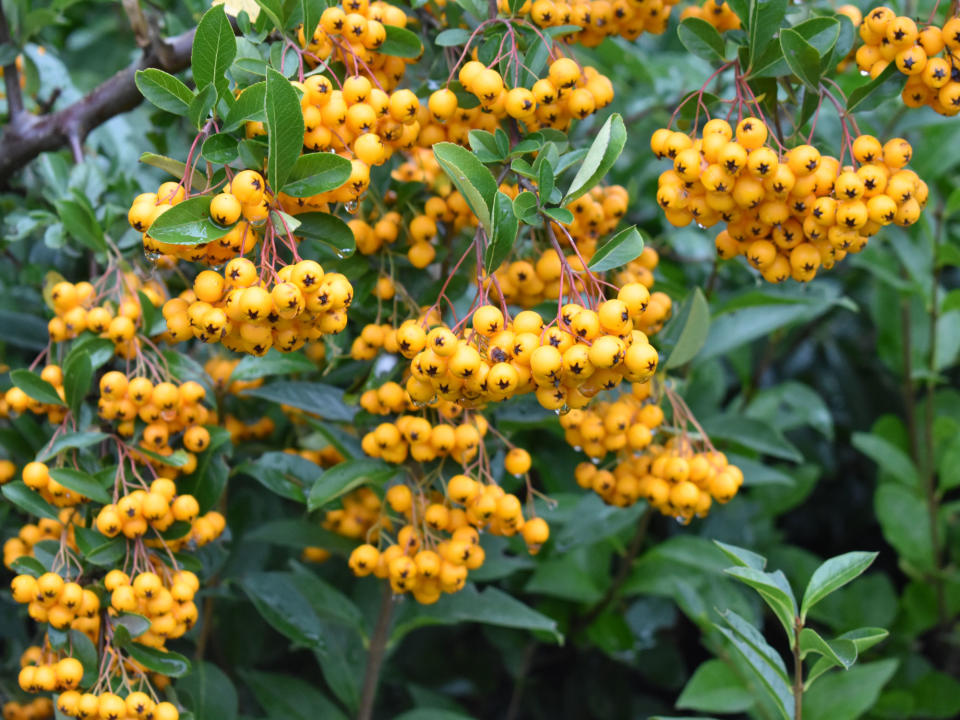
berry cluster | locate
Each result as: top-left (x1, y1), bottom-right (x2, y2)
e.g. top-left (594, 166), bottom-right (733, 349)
top-left (297, 1), bottom-right (413, 89)
top-left (3, 515), bottom-right (71, 570)
top-left (399, 297), bottom-right (659, 411)
top-left (161, 258), bottom-right (353, 356)
top-left (104, 568), bottom-right (200, 648)
top-left (652, 117), bottom-right (927, 282)
top-left (10, 572), bottom-right (101, 637)
top-left (3, 696), bottom-right (54, 720)
top-left (560, 383), bottom-right (664, 460)
top-left (855, 7), bottom-right (960, 116)
top-left (2, 366), bottom-right (67, 428)
top-left (54, 690), bottom-right (179, 720)
top-left (46, 277), bottom-right (164, 356)
top-left (361, 414), bottom-right (488, 464)
top-left (518, 0), bottom-right (678, 44)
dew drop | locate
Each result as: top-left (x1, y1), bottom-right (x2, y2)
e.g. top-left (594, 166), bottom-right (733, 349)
top-left (345, 200), bottom-right (359, 215)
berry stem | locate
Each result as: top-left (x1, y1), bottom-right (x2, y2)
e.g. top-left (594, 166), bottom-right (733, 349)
top-left (357, 585), bottom-right (394, 720)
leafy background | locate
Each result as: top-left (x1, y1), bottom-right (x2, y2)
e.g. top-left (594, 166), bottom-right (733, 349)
top-left (1, 0), bottom-right (959, 719)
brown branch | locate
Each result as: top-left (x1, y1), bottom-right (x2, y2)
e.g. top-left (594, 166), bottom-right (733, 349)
top-left (0, 5), bottom-right (24, 118)
top-left (0, 26), bottom-right (195, 184)
top-left (357, 586), bottom-right (394, 720)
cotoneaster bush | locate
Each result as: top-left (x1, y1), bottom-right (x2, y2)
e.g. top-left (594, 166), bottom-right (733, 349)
top-left (1, 1), bottom-right (959, 719)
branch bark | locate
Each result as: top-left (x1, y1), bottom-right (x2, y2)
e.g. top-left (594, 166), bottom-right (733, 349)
top-left (0, 26), bottom-right (195, 183)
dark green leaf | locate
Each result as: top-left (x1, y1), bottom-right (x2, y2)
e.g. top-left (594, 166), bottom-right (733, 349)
top-left (242, 381), bottom-right (356, 421)
top-left (230, 348), bottom-right (315, 382)
top-left (113, 613), bottom-right (151, 638)
top-left (294, 211), bottom-right (356, 258)
top-left (803, 659), bottom-right (897, 720)
top-left (436, 28), bottom-right (472, 46)
top-left (798, 628), bottom-right (856, 668)
top-left (192, 5), bottom-right (237, 91)
top-left (846, 62), bottom-right (898, 112)
top-left (485, 191), bottom-right (518, 273)
top-left (49, 468), bottom-right (111, 504)
top-left (281, 152), bottom-right (352, 197)
top-left (433, 142), bottom-right (498, 234)
top-left (148, 196), bottom-right (234, 246)
top-left (10, 368), bottom-right (65, 406)
top-left (245, 519), bottom-right (358, 554)
top-left (724, 567), bottom-right (797, 642)
top-left (135, 68), bottom-right (195, 115)
top-left (222, 81), bottom-right (267, 131)
top-left (677, 659), bottom-right (754, 714)
top-left (177, 661), bottom-right (238, 720)
top-left (800, 551), bottom-right (877, 620)
top-left (37, 431), bottom-right (108, 462)
top-left (188, 82), bottom-right (217, 128)
top-left (700, 415), bottom-right (802, 462)
top-left (54, 198), bottom-right (106, 252)
top-left (69, 630), bottom-right (99, 686)
top-left (660, 288), bottom-right (710, 369)
top-left (677, 18), bottom-right (726, 63)
top-left (851, 432), bottom-right (918, 486)
top-left (241, 572), bottom-right (327, 648)
top-left (468, 129), bottom-right (505, 163)
top-left (564, 113), bottom-right (626, 203)
top-left (244, 671), bottom-right (348, 720)
top-left (714, 540), bottom-right (767, 570)
top-left (588, 225), bottom-right (646, 273)
top-left (749, 0), bottom-right (788, 68)
top-left (114, 625), bottom-right (192, 676)
top-left (201, 133), bottom-right (239, 164)
top-left (307, 458), bottom-right (397, 511)
top-left (780, 28), bottom-right (821, 91)
top-left (715, 610), bottom-right (792, 720)
top-left (380, 25), bottom-right (422, 58)
top-left (265, 68), bottom-right (304, 191)
top-left (138, 152), bottom-right (207, 188)
top-left (875, 484), bottom-right (934, 571)
top-left (512, 190), bottom-right (539, 223)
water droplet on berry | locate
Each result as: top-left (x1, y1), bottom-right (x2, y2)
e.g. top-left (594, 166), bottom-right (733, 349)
top-left (345, 199), bottom-right (359, 214)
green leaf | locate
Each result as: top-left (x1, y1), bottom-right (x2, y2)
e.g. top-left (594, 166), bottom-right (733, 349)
top-left (715, 610), bottom-right (793, 720)
top-left (525, 558), bottom-right (604, 603)
top-left (714, 540), bottom-right (767, 570)
top-left (73, 526), bottom-right (126, 567)
top-left (837, 626), bottom-right (889, 654)
top-left (113, 625), bottom-right (192, 676)
top-left (851, 432), bottom-right (918, 486)
top-left (190, 83), bottom-right (218, 129)
top-left (61, 351), bottom-right (92, 418)
top-left (244, 671), bottom-right (348, 720)
top-left (749, 0), bottom-right (788, 67)
top-left (201, 132), bottom-right (239, 164)
top-left (54, 198), bottom-right (106, 252)
top-left (436, 28), bottom-right (472, 46)
top-left (113, 613), bottom-right (151, 638)
top-left (234, 451), bottom-right (315, 503)
top-left (661, 288), bottom-right (710, 369)
top-left (301, 0), bottom-right (324, 45)
top-left (264, 68), bottom-right (304, 193)
top-left (245, 519), bottom-right (358, 555)
top-left (588, 225), bottom-right (645, 273)
top-left (222, 81), bottom-right (267, 131)
top-left (69, 630), bottom-right (99, 687)
top-left (192, 5), bottom-right (236, 91)
top-left (803, 659), bottom-right (897, 720)
top-left (798, 628), bottom-right (856, 668)
top-left (433, 142), bottom-right (497, 235)
top-left (177, 661), bottom-right (238, 720)
top-left (846, 62), bottom-right (898, 112)
top-left (242, 381), bottom-right (356, 421)
top-left (469, 129), bottom-right (505, 163)
top-left (135, 68), bottom-right (195, 115)
top-left (390, 585), bottom-right (563, 646)
top-left (294, 211), bottom-right (356, 258)
top-left (512, 190), bottom-right (539, 223)
top-left (37, 431), bottom-right (108, 462)
top-left (49, 468), bottom-right (110, 504)
top-left (11, 556), bottom-right (45, 577)
top-left (1, 481), bottom-right (60, 520)
top-left (10, 368), bottom-right (65, 406)
top-left (800, 551), bottom-right (877, 620)
top-left (875, 483), bottom-right (935, 571)
top-left (724, 567), bottom-right (797, 642)
top-left (564, 113), bottom-right (626, 203)
top-left (700, 415), bottom-right (802, 462)
top-left (138, 152), bottom-right (207, 188)
top-left (281, 152), bottom-right (352, 197)
top-left (241, 572), bottom-right (327, 648)
top-left (148, 196), bottom-right (234, 246)
top-left (677, 18), bottom-right (726, 63)
top-left (677, 659), bottom-right (754, 714)
top-left (230, 348), bottom-right (315, 383)
top-left (380, 25), bottom-right (422, 58)
top-left (308, 458), bottom-right (397, 511)
top-left (780, 28), bottom-right (821, 91)
top-left (485, 191), bottom-right (518, 273)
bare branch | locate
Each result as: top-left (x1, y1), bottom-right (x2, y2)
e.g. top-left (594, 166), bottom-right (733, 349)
top-left (0, 26), bottom-right (195, 184)
top-left (0, 5), bottom-right (24, 118)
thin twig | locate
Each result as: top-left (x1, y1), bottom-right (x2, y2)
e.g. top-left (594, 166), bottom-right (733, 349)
top-left (358, 587), bottom-right (394, 720)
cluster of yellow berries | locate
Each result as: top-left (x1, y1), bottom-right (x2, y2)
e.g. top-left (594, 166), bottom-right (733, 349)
top-left (358, 380), bottom-right (410, 414)
top-left (94, 482), bottom-right (199, 539)
top-left (361, 414), bottom-right (490, 464)
top-left (559, 382), bottom-right (663, 460)
top-left (351, 322), bottom-right (403, 361)
top-left (15, 655), bottom-right (84, 698)
top-left (130, 179), bottom-right (261, 267)
top-left (3, 514), bottom-right (72, 570)
top-left (285, 445), bottom-right (347, 469)
top-left (297, 1), bottom-right (413, 90)
top-left (679, 0), bottom-right (740, 31)
top-left (10, 572), bottom-right (101, 637)
top-left (46, 278), bottom-right (165, 356)
top-left (105, 568), bottom-right (200, 648)
top-left (222, 414), bottom-right (276, 443)
top-left (517, 0), bottom-right (679, 44)
top-left (347, 474), bottom-right (548, 603)
top-left (855, 7), bottom-right (960, 115)
top-left (3, 696), bottom-right (54, 720)
top-left (98, 372), bottom-right (211, 454)
top-left (161, 257), bottom-right (353, 356)
top-left (440, 57), bottom-right (613, 133)
top-left (652, 117), bottom-right (927, 282)
top-left (302, 485), bottom-right (384, 562)
top-left (399, 296), bottom-right (659, 411)
top-left (54, 691), bottom-right (179, 720)
top-left (203, 356), bottom-right (265, 395)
